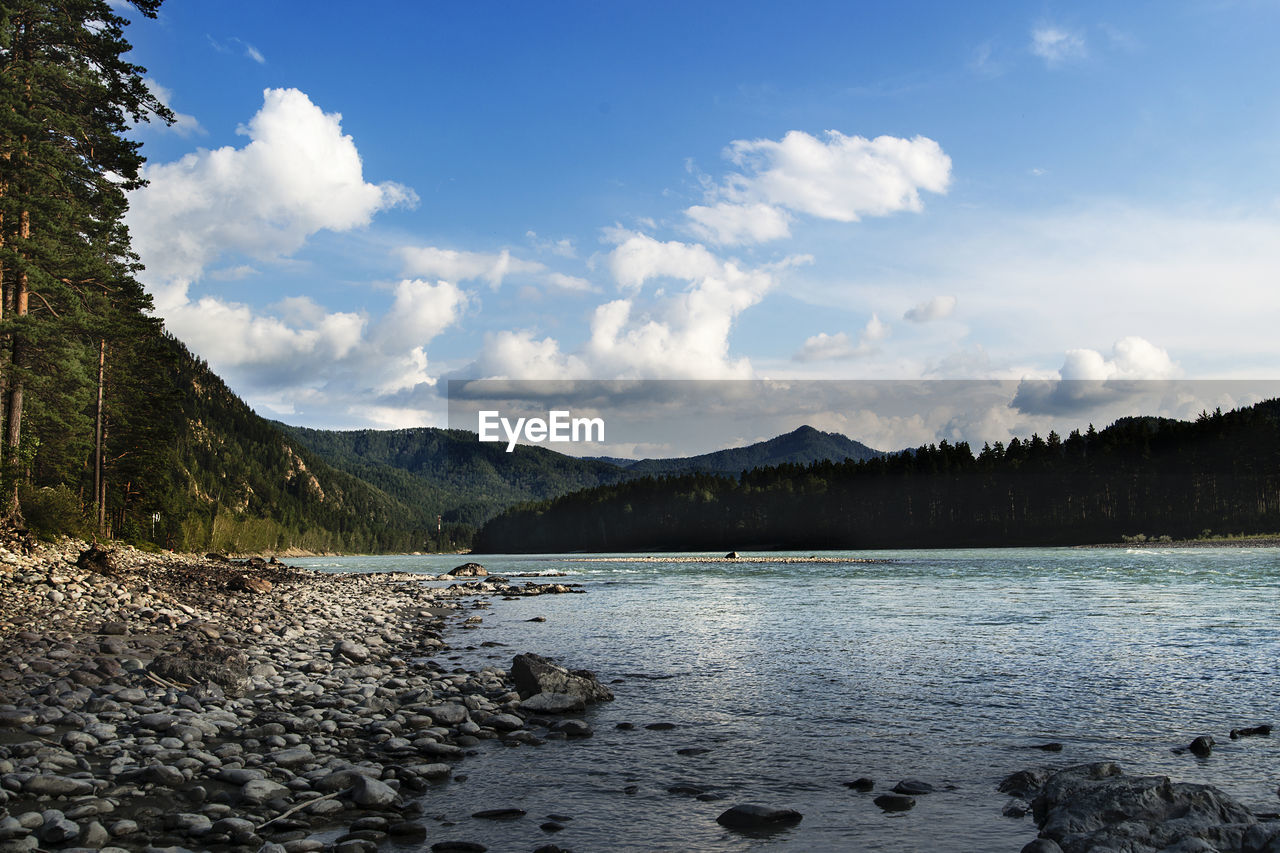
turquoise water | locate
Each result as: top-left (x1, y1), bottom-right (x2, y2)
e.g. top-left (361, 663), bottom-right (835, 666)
top-left (293, 547), bottom-right (1280, 851)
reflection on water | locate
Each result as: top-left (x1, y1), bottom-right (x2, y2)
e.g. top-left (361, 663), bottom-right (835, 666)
top-left (291, 547), bottom-right (1280, 852)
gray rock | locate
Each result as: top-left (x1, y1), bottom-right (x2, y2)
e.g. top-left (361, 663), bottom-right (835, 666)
top-left (448, 563), bottom-right (488, 577)
top-left (426, 704), bottom-right (468, 726)
top-left (715, 804), bottom-right (803, 830)
top-left (80, 819), bottom-right (111, 848)
top-left (1020, 841), bottom-right (1064, 853)
top-left (1188, 735), bottom-right (1215, 757)
top-left (268, 746), bottom-right (314, 768)
top-left (510, 653), bottom-right (613, 703)
top-left (350, 775), bottom-right (399, 809)
top-left (520, 692), bottom-right (585, 714)
top-left (484, 713), bottom-right (524, 732)
top-left (873, 793), bottom-right (916, 812)
top-left (892, 779), bottom-right (934, 795)
top-left (334, 640), bottom-right (369, 663)
top-left (240, 778), bottom-right (290, 805)
top-left (1029, 762), bottom-right (1269, 853)
top-left (551, 719), bottom-right (592, 738)
top-left (38, 812), bottom-right (79, 844)
top-left (23, 775), bottom-right (94, 797)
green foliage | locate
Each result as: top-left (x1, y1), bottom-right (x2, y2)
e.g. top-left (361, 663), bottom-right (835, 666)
top-left (17, 483), bottom-right (89, 539)
top-left (476, 400), bottom-right (1280, 553)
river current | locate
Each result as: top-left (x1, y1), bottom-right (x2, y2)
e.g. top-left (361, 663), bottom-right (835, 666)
top-left (293, 547), bottom-right (1280, 852)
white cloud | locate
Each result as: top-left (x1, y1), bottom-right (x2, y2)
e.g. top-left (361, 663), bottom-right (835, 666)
top-left (546, 272), bottom-right (596, 292)
top-left (794, 314), bottom-right (889, 362)
top-left (243, 43), bottom-right (266, 64)
top-left (163, 278), bottom-right (466, 418)
top-left (684, 202), bottom-right (791, 246)
top-left (467, 232), bottom-right (801, 379)
top-left (720, 129), bottom-right (951, 223)
top-left (143, 78), bottom-right (205, 137)
top-left (904, 295), bottom-right (957, 322)
top-left (1031, 26), bottom-right (1087, 65)
top-left (1059, 337), bottom-right (1180, 381)
top-left (398, 246), bottom-right (545, 289)
top-left (129, 87), bottom-right (415, 308)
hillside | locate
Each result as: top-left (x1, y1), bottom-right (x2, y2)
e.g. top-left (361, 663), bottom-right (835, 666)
top-left (474, 402), bottom-right (1280, 553)
top-left (277, 425), bottom-right (633, 527)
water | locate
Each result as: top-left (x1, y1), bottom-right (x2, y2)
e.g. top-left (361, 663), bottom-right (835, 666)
top-left (292, 547), bottom-right (1280, 851)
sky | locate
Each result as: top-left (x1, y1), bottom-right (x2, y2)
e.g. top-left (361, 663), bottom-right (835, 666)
top-left (118, 1), bottom-right (1280, 449)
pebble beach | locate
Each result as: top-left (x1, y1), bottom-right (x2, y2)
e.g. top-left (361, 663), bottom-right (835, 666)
top-left (0, 536), bottom-right (602, 853)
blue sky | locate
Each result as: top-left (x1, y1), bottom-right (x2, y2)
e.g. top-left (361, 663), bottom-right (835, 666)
top-left (120, 0), bottom-right (1280, 440)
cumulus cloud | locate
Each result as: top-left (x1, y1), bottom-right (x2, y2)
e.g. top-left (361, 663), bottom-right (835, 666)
top-left (1012, 338), bottom-right (1182, 417)
top-left (125, 88), bottom-right (467, 427)
top-left (129, 87), bottom-right (415, 308)
top-left (465, 232), bottom-right (803, 379)
top-left (1031, 26), bottom-right (1087, 65)
top-left (684, 202), bottom-right (791, 246)
top-left (399, 246), bottom-right (545, 289)
top-left (723, 130), bottom-right (951, 222)
top-left (904, 295), bottom-right (957, 323)
top-left (162, 279), bottom-right (466, 418)
top-left (1059, 336), bottom-right (1180, 381)
top-left (681, 129), bottom-right (951, 247)
top-left (793, 314), bottom-right (889, 362)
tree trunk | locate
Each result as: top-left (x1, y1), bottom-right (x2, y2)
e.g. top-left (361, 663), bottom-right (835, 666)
top-left (95, 338), bottom-right (106, 536)
top-left (5, 208), bottom-right (27, 516)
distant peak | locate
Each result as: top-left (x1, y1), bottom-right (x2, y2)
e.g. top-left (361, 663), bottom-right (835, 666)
top-left (789, 424), bottom-right (820, 436)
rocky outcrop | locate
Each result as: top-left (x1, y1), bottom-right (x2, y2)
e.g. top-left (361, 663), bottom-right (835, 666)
top-left (510, 652), bottom-right (614, 707)
top-left (449, 562), bottom-right (488, 577)
top-left (1008, 762), bottom-right (1280, 853)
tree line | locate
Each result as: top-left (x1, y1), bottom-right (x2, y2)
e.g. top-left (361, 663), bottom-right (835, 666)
top-left (474, 403), bottom-right (1280, 553)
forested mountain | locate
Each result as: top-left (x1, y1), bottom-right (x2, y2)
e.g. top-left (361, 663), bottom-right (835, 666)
top-left (612, 425), bottom-right (881, 476)
top-left (474, 402), bottom-right (1280, 553)
top-left (277, 424), bottom-right (632, 527)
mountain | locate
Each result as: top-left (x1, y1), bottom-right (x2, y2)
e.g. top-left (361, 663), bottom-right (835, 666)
top-left (474, 402), bottom-right (1280, 553)
top-left (279, 423), bottom-right (883, 529)
top-left (277, 425), bottom-right (632, 527)
top-left (614, 425), bottom-right (883, 476)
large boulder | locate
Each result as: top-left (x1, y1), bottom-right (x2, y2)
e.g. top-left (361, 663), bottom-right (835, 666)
top-left (1026, 763), bottom-right (1276, 853)
top-left (449, 562), bottom-right (488, 577)
top-left (510, 653), bottom-right (613, 703)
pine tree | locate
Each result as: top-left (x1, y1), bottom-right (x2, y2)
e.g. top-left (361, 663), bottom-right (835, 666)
top-left (0, 0), bottom-right (171, 519)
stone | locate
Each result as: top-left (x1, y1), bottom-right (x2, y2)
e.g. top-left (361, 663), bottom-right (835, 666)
top-left (430, 843), bottom-right (487, 852)
top-left (471, 808), bottom-right (525, 820)
top-left (1020, 841), bottom-right (1064, 853)
top-left (520, 693), bottom-right (585, 714)
top-left (1029, 762), bottom-right (1265, 853)
top-left (1229, 724), bottom-right (1272, 739)
top-left (268, 747), bottom-right (314, 768)
top-left (725, 551), bottom-right (739, 559)
top-left (240, 779), bottom-right (290, 805)
top-left (892, 779), bottom-right (935, 795)
top-left (426, 703), bottom-right (468, 726)
top-left (334, 640), bottom-right (370, 663)
top-left (23, 775), bottom-right (94, 797)
top-left (715, 804), bottom-right (803, 830)
top-left (843, 778), bottom-right (875, 791)
top-left (484, 713), bottom-right (524, 732)
top-left (1188, 735), bottom-right (1215, 757)
top-left (873, 794), bottom-right (916, 812)
top-left (448, 563), bottom-right (488, 577)
top-left (510, 652), bottom-right (613, 702)
top-left (551, 719), bottom-right (592, 738)
top-left (350, 775), bottom-right (399, 809)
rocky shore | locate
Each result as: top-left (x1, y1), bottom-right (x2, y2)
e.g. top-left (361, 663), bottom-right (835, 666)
top-left (0, 537), bottom-right (608, 853)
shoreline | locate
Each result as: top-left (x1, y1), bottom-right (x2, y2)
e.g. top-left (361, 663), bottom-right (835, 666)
top-left (0, 537), bottom-right (604, 852)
